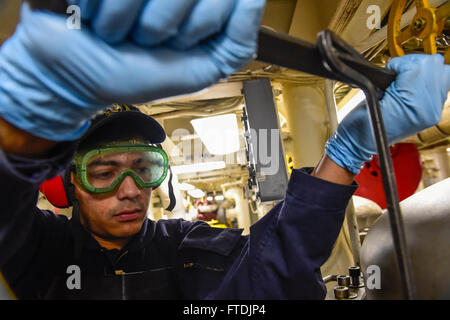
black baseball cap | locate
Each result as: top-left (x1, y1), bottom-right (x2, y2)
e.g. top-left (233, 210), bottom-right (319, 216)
top-left (77, 105), bottom-right (166, 150)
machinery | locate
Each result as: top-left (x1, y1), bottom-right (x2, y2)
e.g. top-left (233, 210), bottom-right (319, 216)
top-left (361, 177), bottom-right (450, 300)
top-left (388, 0), bottom-right (450, 63)
top-left (1, 0), bottom-right (450, 300)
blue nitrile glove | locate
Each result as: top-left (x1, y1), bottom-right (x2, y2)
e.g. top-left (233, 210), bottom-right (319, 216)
top-left (326, 54), bottom-right (450, 175)
top-left (68, 0), bottom-right (237, 49)
top-left (0, 0), bottom-right (266, 141)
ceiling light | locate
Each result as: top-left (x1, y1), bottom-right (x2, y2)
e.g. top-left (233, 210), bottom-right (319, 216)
top-left (177, 183), bottom-right (195, 191)
top-left (188, 189), bottom-right (205, 198)
top-left (214, 195), bottom-right (225, 201)
top-left (171, 161), bottom-right (226, 175)
top-left (190, 114), bottom-right (240, 155)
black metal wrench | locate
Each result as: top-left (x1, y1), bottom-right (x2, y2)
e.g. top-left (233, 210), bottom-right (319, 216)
top-left (257, 26), bottom-right (416, 300)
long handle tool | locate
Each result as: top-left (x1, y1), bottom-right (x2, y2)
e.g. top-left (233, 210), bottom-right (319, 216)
top-left (257, 26), bottom-right (416, 300)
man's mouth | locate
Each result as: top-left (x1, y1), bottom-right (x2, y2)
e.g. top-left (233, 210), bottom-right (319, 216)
top-left (114, 209), bottom-right (142, 222)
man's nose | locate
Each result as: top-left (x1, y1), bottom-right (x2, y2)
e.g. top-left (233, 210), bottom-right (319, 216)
top-left (116, 175), bottom-right (141, 200)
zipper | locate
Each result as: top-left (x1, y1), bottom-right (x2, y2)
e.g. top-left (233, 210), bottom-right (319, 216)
top-left (100, 248), bottom-right (129, 275)
top-left (115, 250), bottom-right (129, 300)
top-left (115, 250), bottom-right (129, 266)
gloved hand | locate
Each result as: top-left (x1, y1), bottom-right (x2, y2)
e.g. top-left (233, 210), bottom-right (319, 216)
top-left (0, 0), bottom-right (266, 141)
top-left (326, 54), bottom-right (450, 175)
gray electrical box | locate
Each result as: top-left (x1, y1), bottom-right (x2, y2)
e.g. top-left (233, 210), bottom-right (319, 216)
top-left (242, 78), bottom-right (288, 202)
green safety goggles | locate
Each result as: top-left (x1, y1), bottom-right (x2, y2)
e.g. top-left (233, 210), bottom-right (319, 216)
top-left (73, 143), bottom-right (169, 194)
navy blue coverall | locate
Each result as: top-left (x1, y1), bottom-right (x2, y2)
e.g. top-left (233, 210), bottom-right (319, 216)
top-left (0, 142), bottom-right (356, 299)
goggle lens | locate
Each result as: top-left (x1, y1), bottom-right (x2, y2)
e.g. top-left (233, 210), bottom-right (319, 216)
top-left (86, 151), bottom-right (165, 188)
top-left (78, 146), bottom-right (169, 193)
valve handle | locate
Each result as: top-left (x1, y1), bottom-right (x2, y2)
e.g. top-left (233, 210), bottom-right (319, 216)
top-left (388, 0), bottom-right (450, 64)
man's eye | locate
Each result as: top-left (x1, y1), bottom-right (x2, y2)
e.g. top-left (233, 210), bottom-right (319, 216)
top-left (91, 171), bottom-right (114, 179)
top-left (136, 167), bottom-right (150, 174)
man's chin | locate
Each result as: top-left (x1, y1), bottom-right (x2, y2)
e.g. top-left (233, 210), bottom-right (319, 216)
top-left (112, 216), bottom-right (146, 238)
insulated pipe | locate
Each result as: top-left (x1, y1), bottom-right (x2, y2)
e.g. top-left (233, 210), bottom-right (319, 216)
top-left (325, 79), bottom-right (362, 267)
top-left (224, 186), bottom-right (251, 235)
top-left (278, 82), bottom-right (355, 283)
top-left (324, 80), bottom-right (339, 134)
top-left (279, 84), bottom-right (329, 168)
top-left (403, 95), bottom-right (450, 146)
top-left (344, 200), bottom-right (362, 267)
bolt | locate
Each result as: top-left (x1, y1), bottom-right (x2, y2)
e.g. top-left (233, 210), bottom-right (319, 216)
top-left (337, 275), bottom-right (351, 287)
top-left (349, 266), bottom-right (362, 287)
top-left (413, 18), bottom-right (427, 31)
top-left (334, 286), bottom-right (349, 300)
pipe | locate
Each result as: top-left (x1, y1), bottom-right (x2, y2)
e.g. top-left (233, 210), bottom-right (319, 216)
top-left (325, 79), bottom-right (362, 266)
top-left (323, 274), bottom-right (338, 284)
top-left (221, 180), bottom-right (244, 192)
top-left (224, 186), bottom-right (251, 235)
top-left (279, 81), bottom-right (356, 281)
top-left (402, 97), bottom-right (450, 146)
top-left (324, 80), bottom-right (339, 134)
top-left (345, 200), bottom-right (362, 266)
top-left (279, 83), bottom-right (329, 168)
top-left (151, 99), bottom-right (243, 121)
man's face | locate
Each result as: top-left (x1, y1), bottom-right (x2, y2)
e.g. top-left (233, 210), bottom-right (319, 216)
top-left (71, 151), bottom-right (153, 241)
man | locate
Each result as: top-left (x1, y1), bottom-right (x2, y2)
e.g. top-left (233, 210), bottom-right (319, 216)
top-left (0, 1), bottom-right (449, 299)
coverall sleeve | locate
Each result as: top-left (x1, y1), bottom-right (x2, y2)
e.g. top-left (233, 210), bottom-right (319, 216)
top-left (0, 143), bottom-right (77, 269)
top-left (210, 168), bottom-right (357, 299)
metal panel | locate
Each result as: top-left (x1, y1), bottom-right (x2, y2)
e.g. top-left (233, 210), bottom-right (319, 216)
top-left (242, 78), bottom-right (288, 202)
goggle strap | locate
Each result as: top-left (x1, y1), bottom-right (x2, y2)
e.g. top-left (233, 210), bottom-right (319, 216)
top-left (156, 144), bottom-right (176, 211)
top-left (165, 166), bottom-right (176, 212)
top-left (64, 167), bottom-right (76, 205)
